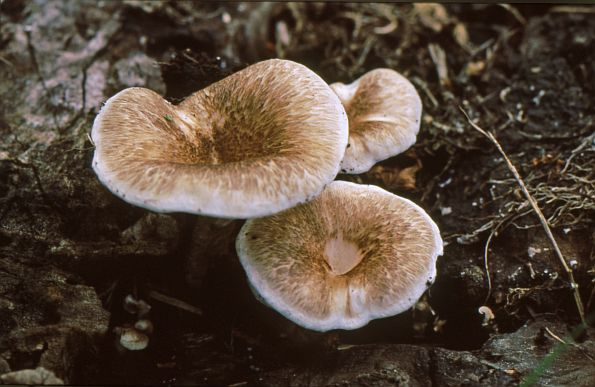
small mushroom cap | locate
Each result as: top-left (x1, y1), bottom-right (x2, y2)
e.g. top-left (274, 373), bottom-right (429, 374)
top-left (236, 180), bottom-right (443, 331)
top-left (118, 327), bottom-right (149, 351)
top-left (134, 319), bottom-right (154, 335)
top-left (92, 59), bottom-right (348, 219)
top-left (331, 69), bottom-right (422, 174)
top-left (123, 294), bottom-right (151, 317)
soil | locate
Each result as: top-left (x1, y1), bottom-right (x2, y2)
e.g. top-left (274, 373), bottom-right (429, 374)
top-left (0, 2), bottom-right (594, 386)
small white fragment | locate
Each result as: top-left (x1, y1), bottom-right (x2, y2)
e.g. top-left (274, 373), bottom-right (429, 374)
top-left (222, 12), bottom-right (231, 23)
top-left (532, 90), bottom-right (546, 105)
top-left (527, 246), bottom-right (541, 258)
top-left (276, 21), bottom-right (290, 46)
top-left (438, 177), bottom-right (452, 188)
top-left (499, 87), bottom-right (511, 102)
top-left (440, 207), bottom-right (452, 216)
top-left (510, 266), bottom-right (523, 280)
top-left (478, 305), bottom-right (495, 326)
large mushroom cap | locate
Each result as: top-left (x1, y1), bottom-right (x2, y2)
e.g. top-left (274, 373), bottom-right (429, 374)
top-left (236, 180), bottom-right (443, 332)
top-left (91, 59), bottom-right (348, 219)
top-left (331, 69), bottom-right (422, 174)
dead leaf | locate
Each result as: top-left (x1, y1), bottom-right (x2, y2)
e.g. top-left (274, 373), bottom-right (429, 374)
top-left (428, 43), bottom-right (451, 88)
top-left (414, 4), bottom-right (451, 33)
top-left (367, 151), bottom-right (422, 190)
top-left (466, 60), bottom-right (486, 76)
top-left (453, 22), bottom-right (470, 48)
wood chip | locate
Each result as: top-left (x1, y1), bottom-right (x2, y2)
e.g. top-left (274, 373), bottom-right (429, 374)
top-left (428, 43), bottom-right (451, 88)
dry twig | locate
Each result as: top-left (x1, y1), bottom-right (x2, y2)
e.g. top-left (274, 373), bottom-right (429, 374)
top-left (147, 289), bottom-right (203, 316)
top-left (544, 327), bottom-right (568, 345)
top-left (460, 107), bottom-right (587, 326)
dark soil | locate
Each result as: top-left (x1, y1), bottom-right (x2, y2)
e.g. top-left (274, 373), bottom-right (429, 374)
top-left (0, 2), bottom-right (594, 386)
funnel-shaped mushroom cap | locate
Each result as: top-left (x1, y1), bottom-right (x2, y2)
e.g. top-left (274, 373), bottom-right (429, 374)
top-left (331, 69), bottom-right (422, 174)
top-left (236, 180), bottom-right (443, 331)
top-left (92, 59), bottom-right (348, 219)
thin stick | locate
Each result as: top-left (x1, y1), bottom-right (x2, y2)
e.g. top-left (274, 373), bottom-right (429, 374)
top-left (544, 327), bottom-right (568, 345)
top-left (482, 228), bottom-right (495, 305)
top-left (460, 106), bottom-right (587, 326)
top-left (147, 289), bottom-right (203, 316)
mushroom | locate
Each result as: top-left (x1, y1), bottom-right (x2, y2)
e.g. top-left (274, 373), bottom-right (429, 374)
top-left (330, 69), bottom-right (422, 174)
top-left (115, 326), bottom-right (150, 351)
top-left (123, 294), bottom-right (151, 318)
top-left (134, 319), bottom-right (154, 335)
top-left (92, 59), bottom-right (348, 219)
top-left (236, 180), bottom-right (443, 331)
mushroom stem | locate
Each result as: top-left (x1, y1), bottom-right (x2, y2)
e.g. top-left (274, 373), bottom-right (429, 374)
top-left (323, 233), bottom-right (363, 276)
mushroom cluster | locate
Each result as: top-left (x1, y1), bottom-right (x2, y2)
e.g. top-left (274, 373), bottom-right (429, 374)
top-left (91, 58), bottom-right (442, 332)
